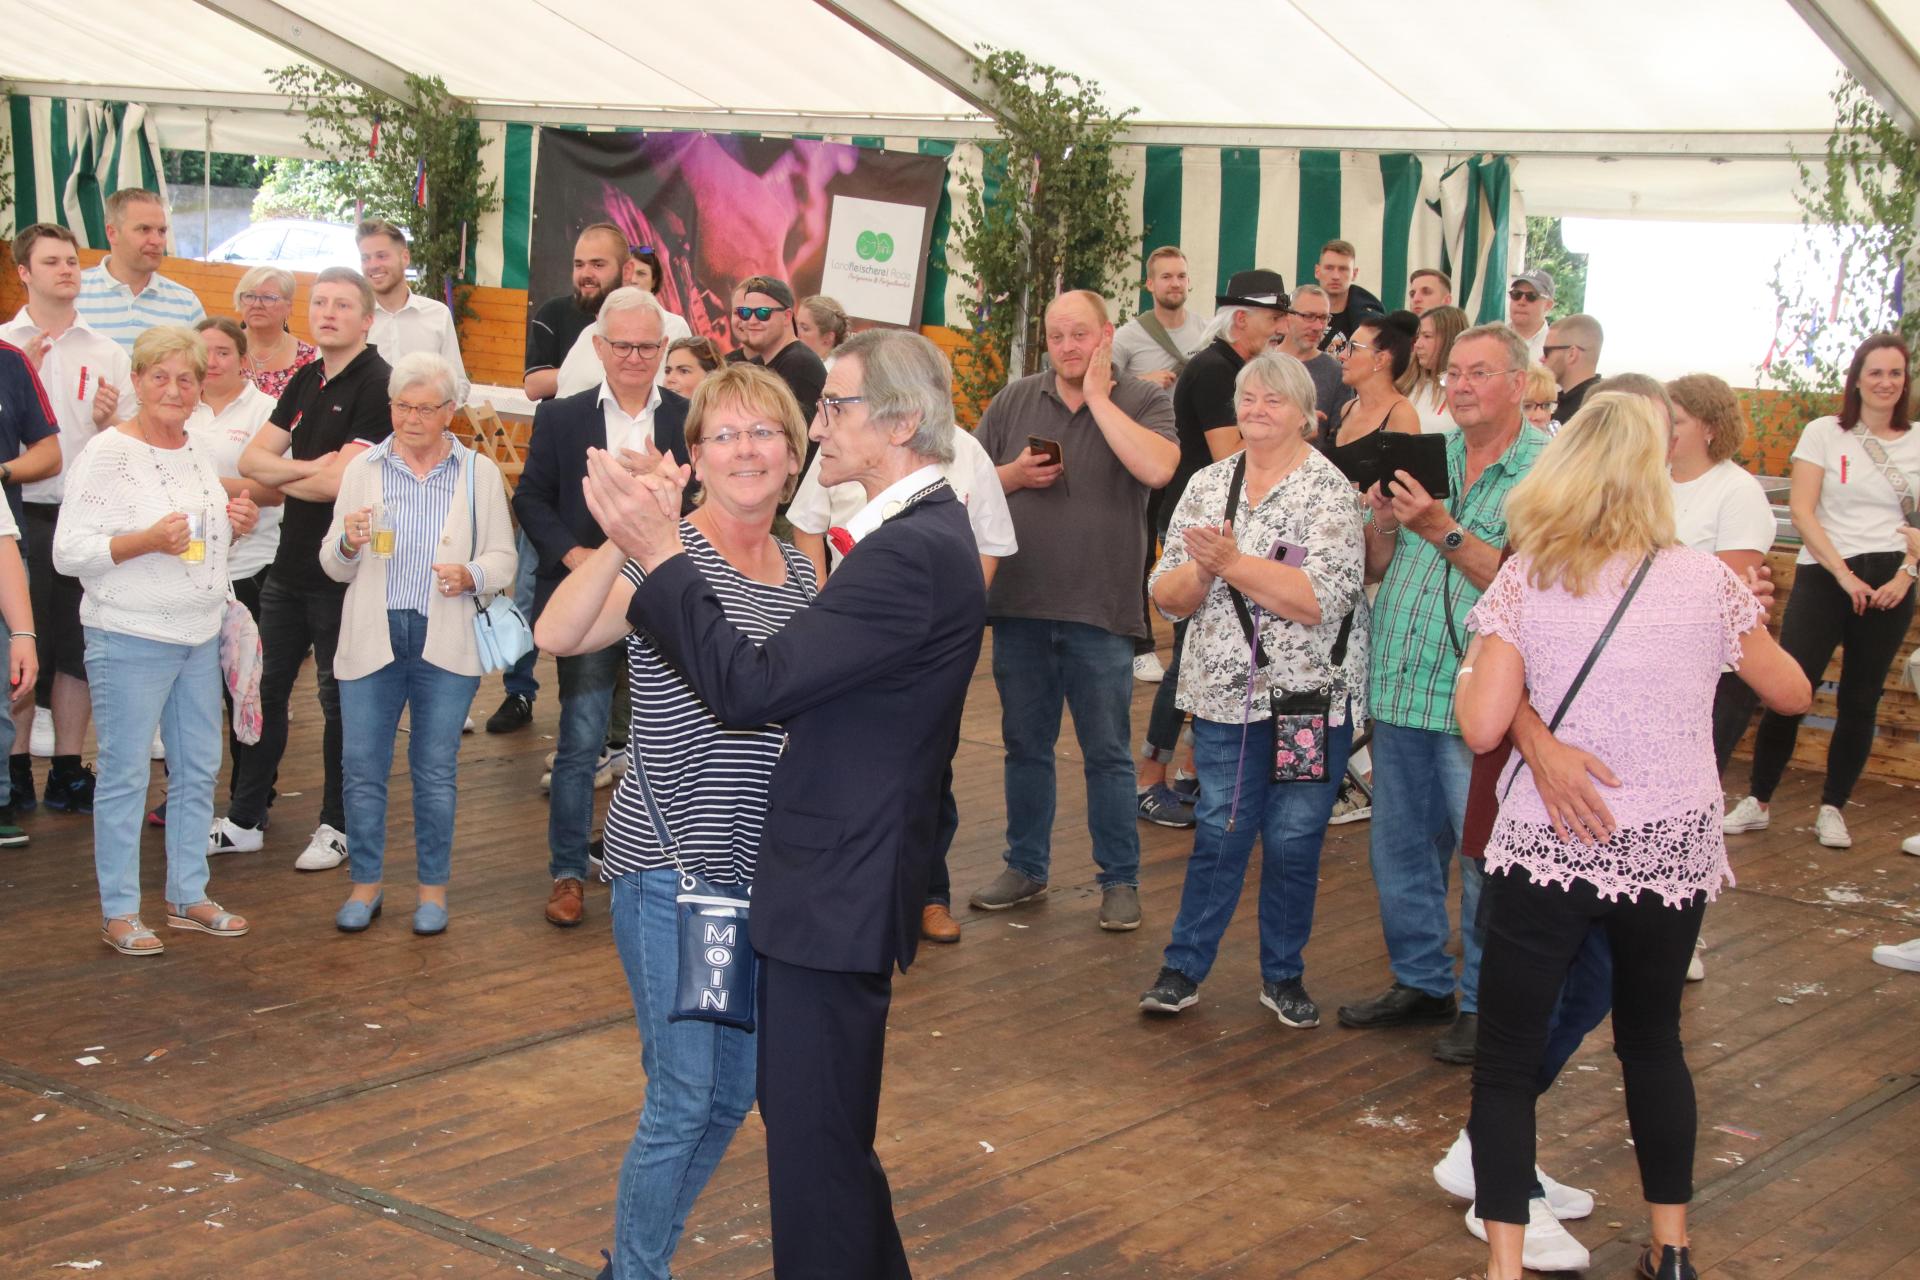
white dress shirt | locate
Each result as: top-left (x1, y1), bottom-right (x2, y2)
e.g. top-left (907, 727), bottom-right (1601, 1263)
top-left (788, 430), bottom-right (1017, 569)
top-left (0, 308), bottom-right (134, 504)
top-left (599, 380), bottom-right (661, 458)
top-left (368, 292), bottom-right (471, 402)
top-left (842, 464), bottom-right (946, 545)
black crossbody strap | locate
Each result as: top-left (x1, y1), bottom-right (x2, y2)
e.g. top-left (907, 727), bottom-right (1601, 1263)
top-left (1223, 454), bottom-right (1267, 670)
top-left (1502, 551), bottom-right (1656, 800)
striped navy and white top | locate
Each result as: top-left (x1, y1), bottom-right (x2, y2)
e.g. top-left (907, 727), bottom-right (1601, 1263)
top-left (602, 526), bottom-right (818, 888)
top-left (376, 440), bottom-right (479, 614)
top-left (76, 264), bottom-right (206, 353)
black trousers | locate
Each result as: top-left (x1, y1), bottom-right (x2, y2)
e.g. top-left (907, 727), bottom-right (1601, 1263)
top-left (758, 956), bottom-right (912, 1279)
top-left (1710, 670), bottom-right (1758, 776)
top-left (1748, 554), bottom-right (1914, 807)
top-left (1469, 866), bottom-right (1705, 1225)
top-left (229, 575), bottom-right (345, 831)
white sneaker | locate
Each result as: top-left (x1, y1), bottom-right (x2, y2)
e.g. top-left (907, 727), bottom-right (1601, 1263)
top-left (1687, 937), bottom-right (1706, 983)
top-left (463, 716), bottom-right (475, 734)
top-left (1132, 653), bottom-right (1165, 683)
top-left (1464, 1198), bottom-right (1592, 1272)
top-left (293, 823), bottom-right (348, 871)
top-left (207, 816), bottom-right (265, 855)
top-left (1816, 804), bottom-right (1852, 849)
top-left (1872, 938), bottom-right (1920, 972)
top-left (595, 746), bottom-right (628, 790)
top-left (30, 706), bottom-right (52, 758)
top-left (1723, 795), bottom-right (1769, 833)
top-left (150, 729), bottom-right (166, 760)
top-left (1432, 1129), bottom-right (1593, 1219)
top-left (1902, 834), bottom-right (1920, 857)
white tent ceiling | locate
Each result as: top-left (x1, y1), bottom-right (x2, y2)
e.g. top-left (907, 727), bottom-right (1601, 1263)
top-left (2, 0), bottom-right (1915, 218)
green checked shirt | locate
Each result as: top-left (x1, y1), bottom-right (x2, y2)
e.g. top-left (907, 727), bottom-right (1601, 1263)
top-left (1367, 424), bottom-right (1549, 732)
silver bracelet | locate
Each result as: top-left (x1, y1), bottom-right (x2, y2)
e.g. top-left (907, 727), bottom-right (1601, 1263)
top-left (10, 630), bottom-right (34, 641)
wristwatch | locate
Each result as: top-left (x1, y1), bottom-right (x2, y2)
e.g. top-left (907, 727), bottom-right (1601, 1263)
top-left (1441, 525), bottom-right (1465, 552)
top-left (1902, 561), bottom-right (1918, 580)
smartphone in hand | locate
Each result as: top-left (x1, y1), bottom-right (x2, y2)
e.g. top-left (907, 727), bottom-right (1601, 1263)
top-left (1027, 435), bottom-right (1064, 471)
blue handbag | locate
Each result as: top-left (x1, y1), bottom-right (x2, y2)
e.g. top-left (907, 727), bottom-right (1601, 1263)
top-left (465, 449), bottom-right (534, 673)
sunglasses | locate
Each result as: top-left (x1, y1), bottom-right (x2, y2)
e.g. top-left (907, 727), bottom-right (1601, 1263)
top-left (735, 305), bottom-right (785, 322)
top-left (1508, 288), bottom-right (1543, 303)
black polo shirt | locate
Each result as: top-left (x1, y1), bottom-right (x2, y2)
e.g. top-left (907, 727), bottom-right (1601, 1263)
top-left (0, 342), bottom-right (59, 536)
top-left (268, 344), bottom-right (393, 592)
top-left (525, 294), bottom-right (596, 377)
top-left (1170, 338), bottom-right (1245, 502)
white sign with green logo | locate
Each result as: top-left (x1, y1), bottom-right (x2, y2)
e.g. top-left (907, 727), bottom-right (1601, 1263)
top-left (819, 195), bottom-right (927, 326)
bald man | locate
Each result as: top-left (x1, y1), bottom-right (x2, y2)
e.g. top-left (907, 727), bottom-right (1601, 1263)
top-left (967, 290), bottom-right (1178, 932)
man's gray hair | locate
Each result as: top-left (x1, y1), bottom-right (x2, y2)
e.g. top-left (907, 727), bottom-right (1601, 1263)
top-left (1291, 283), bottom-right (1329, 305)
top-left (595, 286), bottom-right (666, 338)
top-left (313, 266), bottom-right (373, 315)
top-left (1235, 351), bottom-right (1319, 438)
top-left (1201, 304), bottom-right (1248, 346)
top-left (1454, 322), bottom-right (1530, 373)
top-left (388, 351), bottom-right (459, 405)
top-left (838, 329), bottom-right (956, 465)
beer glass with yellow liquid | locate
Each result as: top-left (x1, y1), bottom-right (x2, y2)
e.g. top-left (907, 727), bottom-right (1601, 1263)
top-left (181, 509), bottom-right (207, 564)
top-left (372, 504), bottom-right (396, 559)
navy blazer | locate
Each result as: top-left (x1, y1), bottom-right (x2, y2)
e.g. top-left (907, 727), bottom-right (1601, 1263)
top-left (627, 485), bottom-right (985, 974)
top-left (513, 383), bottom-right (691, 618)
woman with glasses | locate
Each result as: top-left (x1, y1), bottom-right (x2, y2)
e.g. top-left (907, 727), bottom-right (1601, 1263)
top-left (661, 336), bottom-right (722, 400)
top-left (1334, 310), bottom-right (1422, 447)
top-left (232, 267), bottom-right (316, 399)
top-left (321, 352), bottom-right (518, 935)
top-left (1402, 305), bottom-right (1468, 434)
top-left (535, 361), bottom-right (815, 1280)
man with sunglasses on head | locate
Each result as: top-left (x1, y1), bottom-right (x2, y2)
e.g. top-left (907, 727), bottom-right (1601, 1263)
top-left (726, 276), bottom-right (826, 472)
top-left (1542, 313), bottom-right (1605, 424)
top-left (1506, 270), bottom-right (1554, 365)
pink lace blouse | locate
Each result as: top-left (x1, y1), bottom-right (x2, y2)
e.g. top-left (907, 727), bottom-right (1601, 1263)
top-left (1466, 547), bottom-right (1762, 906)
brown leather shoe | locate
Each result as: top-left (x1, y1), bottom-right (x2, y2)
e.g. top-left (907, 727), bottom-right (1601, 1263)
top-left (920, 902), bottom-right (962, 944)
top-left (545, 878), bottom-right (586, 927)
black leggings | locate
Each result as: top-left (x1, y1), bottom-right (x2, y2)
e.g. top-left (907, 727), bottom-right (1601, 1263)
top-left (1748, 554), bottom-right (1914, 807)
top-left (1469, 865), bottom-right (1705, 1225)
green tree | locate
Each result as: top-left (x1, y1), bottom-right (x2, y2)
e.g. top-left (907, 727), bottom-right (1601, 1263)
top-left (948, 49), bottom-right (1138, 416)
top-left (1523, 216), bottom-right (1586, 317)
top-left (250, 158), bottom-right (357, 222)
top-left (161, 149), bottom-right (273, 190)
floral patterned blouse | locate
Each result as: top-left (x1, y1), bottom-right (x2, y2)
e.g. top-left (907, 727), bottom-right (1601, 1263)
top-left (244, 338), bottom-right (318, 399)
top-left (1151, 447), bottom-right (1368, 727)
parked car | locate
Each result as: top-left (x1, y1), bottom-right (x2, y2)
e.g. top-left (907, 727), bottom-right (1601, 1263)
top-left (207, 219), bottom-right (359, 274)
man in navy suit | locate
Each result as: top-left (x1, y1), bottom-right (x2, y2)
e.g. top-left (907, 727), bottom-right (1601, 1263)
top-left (585, 329), bottom-right (985, 1279)
top-left (514, 287), bottom-right (689, 929)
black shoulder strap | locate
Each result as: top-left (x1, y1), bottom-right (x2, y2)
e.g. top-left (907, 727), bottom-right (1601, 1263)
top-left (1224, 452), bottom-right (1355, 672)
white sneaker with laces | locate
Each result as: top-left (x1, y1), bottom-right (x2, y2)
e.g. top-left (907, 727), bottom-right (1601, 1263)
top-left (1723, 795), bottom-right (1769, 833)
top-left (30, 706), bottom-right (52, 758)
top-left (1132, 652), bottom-right (1165, 683)
top-left (596, 747), bottom-right (628, 790)
top-left (1872, 938), bottom-right (1920, 972)
top-left (1464, 1198), bottom-right (1592, 1272)
top-left (1432, 1129), bottom-right (1593, 1219)
top-left (293, 823), bottom-right (348, 871)
top-left (208, 816), bottom-right (265, 855)
top-left (1816, 803), bottom-right (1852, 849)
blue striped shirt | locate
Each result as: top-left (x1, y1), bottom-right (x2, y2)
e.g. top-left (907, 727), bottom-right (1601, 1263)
top-left (76, 264), bottom-right (206, 353)
top-left (376, 440), bottom-right (467, 614)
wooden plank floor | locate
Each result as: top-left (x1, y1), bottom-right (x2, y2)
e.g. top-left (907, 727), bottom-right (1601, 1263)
top-left (3, 630), bottom-right (1919, 1278)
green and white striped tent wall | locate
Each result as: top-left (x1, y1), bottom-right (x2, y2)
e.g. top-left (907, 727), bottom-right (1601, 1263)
top-left (474, 122), bottom-right (1521, 329)
top-left (3, 97), bottom-right (171, 250)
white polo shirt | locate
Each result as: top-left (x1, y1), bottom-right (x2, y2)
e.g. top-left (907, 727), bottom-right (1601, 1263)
top-left (368, 291), bottom-right (471, 402)
top-left (0, 308), bottom-right (134, 504)
top-left (75, 263), bottom-right (205, 354)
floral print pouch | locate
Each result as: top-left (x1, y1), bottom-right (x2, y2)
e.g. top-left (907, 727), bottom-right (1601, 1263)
top-left (1268, 689), bottom-right (1332, 783)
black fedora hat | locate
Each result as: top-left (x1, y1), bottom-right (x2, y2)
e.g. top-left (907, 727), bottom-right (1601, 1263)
top-left (1216, 268), bottom-right (1290, 311)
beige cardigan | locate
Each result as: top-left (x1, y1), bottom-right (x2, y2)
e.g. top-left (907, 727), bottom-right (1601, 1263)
top-left (321, 443), bottom-right (520, 680)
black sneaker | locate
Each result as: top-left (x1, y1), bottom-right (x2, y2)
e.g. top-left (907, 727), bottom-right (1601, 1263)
top-left (9, 756), bottom-right (34, 812)
top-left (486, 693), bottom-right (534, 734)
top-left (1335, 982), bottom-right (1457, 1029)
top-left (1260, 978), bottom-right (1321, 1028)
top-left (0, 805), bottom-right (26, 847)
top-left (1138, 783), bottom-right (1197, 829)
top-left (44, 764), bottom-right (95, 814)
top-left (1140, 966), bottom-right (1199, 1014)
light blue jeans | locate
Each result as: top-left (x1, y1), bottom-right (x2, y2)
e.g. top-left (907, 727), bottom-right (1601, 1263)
top-left (610, 869), bottom-right (757, 1279)
top-left (1367, 719), bottom-right (1486, 1012)
top-left (84, 626), bottom-right (222, 919)
top-left (337, 610), bottom-right (480, 886)
top-left (550, 643), bottom-right (623, 880)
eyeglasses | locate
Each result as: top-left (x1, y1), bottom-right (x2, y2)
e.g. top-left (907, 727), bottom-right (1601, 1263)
top-left (704, 425), bottom-right (784, 449)
top-left (817, 394), bottom-right (865, 422)
top-left (603, 339), bottom-right (664, 360)
top-left (1541, 344), bottom-right (1580, 357)
top-left (238, 292), bottom-right (286, 307)
top-left (1522, 400), bottom-right (1558, 413)
top-left (391, 399), bottom-right (453, 420)
top-left (1340, 339), bottom-right (1377, 356)
top-left (1293, 311), bottom-right (1331, 325)
top-left (1508, 289), bottom-right (1542, 303)
top-left (1446, 367), bottom-right (1520, 388)
top-left (735, 305), bottom-right (785, 322)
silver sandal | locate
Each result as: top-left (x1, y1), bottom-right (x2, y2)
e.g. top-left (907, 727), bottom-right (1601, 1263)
top-left (166, 900), bottom-right (250, 937)
top-left (102, 915), bottom-right (165, 956)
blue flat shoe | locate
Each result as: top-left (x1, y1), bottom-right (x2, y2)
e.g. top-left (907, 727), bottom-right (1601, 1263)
top-left (412, 900), bottom-right (448, 935)
top-left (595, 1249), bottom-right (612, 1280)
top-left (335, 892), bottom-right (383, 933)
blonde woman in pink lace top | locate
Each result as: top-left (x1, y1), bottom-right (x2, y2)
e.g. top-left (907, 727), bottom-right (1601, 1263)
top-left (1452, 392), bottom-right (1809, 1280)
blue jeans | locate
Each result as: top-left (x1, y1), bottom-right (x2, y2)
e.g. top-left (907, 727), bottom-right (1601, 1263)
top-left (610, 870), bottom-right (757, 1280)
top-left (1367, 719), bottom-right (1486, 1012)
top-left (504, 529), bottom-right (540, 700)
top-left (991, 617), bottom-right (1139, 887)
top-left (1539, 923), bottom-right (1614, 1091)
top-left (337, 610), bottom-right (480, 887)
top-left (1165, 713), bottom-right (1353, 984)
top-left (550, 642), bottom-right (623, 880)
top-left (84, 627), bottom-right (222, 919)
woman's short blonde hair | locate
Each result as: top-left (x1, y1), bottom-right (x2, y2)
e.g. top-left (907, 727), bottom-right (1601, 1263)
top-left (684, 362), bottom-right (810, 503)
top-left (1522, 363), bottom-right (1557, 406)
top-left (1504, 391), bottom-right (1675, 596)
top-left (132, 326), bottom-right (208, 380)
top-left (234, 265), bottom-right (296, 312)
top-left (1666, 372), bottom-right (1748, 463)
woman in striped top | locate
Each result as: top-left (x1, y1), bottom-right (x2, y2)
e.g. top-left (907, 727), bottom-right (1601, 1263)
top-left (536, 362), bottom-right (815, 1280)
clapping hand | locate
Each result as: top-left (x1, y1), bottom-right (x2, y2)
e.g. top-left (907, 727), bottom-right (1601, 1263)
top-left (1184, 522), bottom-right (1241, 580)
top-left (91, 381), bottom-right (121, 427)
top-left (582, 446), bottom-right (687, 571)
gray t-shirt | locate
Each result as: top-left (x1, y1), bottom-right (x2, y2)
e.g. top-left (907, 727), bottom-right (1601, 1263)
top-left (1305, 351), bottom-right (1355, 450)
top-left (1111, 311), bottom-right (1210, 381)
top-left (974, 372), bottom-right (1177, 639)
